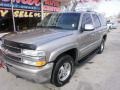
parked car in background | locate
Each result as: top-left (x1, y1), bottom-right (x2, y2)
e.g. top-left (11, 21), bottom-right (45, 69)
top-left (118, 20), bottom-right (120, 23)
top-left (111, 22), bottom-right (118, 29)
top-left (0, 33), bottom-right (9, 49)
top-left (1, 11), bottom-right (108, 87)
top-left (107, 20), bottom-right (118, 31)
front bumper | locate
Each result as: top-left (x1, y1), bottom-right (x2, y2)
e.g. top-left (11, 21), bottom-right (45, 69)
top-left (5, 59), bottom-right (54, 83)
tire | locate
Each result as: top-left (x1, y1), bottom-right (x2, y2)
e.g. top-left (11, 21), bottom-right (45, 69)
top-left (51, 54), bottom-right (74, 87)
top-left (97, 39), bottom-right (105, 54)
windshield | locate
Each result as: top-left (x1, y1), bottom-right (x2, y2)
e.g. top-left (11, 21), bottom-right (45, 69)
top-left (37, 13), bottom-right (80, 30)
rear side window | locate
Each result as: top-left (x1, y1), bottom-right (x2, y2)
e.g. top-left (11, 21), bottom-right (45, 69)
top-left (81, 13), bottom-right (93, 29)
top-left (99, 15), bottom-right (107, 26)
top-left (92, 14), bottom-right (101, 28)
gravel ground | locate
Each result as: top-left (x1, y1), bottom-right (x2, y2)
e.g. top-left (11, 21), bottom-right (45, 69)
top-left (0, 27), bottom-right (120, 90)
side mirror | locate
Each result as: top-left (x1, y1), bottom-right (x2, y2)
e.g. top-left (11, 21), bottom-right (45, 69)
top-left (84, 24), bottom-right (94, 31)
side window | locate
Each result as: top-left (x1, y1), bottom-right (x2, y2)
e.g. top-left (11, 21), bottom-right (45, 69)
top-left (81, 13), bottom-right (93, 29)
top-left (99, 15), bottom-right (107, 26)
top-left (92, 14), bottom-right (101, 28)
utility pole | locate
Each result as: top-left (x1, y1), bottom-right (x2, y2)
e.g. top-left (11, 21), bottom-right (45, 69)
top-left (41, 0), bottom-right (44, 20)
top-left (11, 0), bottom-right (16, 32)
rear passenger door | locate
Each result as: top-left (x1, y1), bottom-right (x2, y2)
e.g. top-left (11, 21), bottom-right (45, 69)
top-left (92, 14), bottom-right (102, 46)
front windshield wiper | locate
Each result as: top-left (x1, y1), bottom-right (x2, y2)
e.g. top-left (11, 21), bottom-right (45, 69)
top-left (36, 25), bottom-right (64, 29)
top-left (47, 26), bottom-right (64, 29)
top-left (36, 25), bottom-right (47, 28)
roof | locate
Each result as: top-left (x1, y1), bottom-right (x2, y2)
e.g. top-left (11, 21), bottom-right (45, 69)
top-left (55, 0), bottom-right (71, 3)
top-left (50, 10), bottom-right (100, 15)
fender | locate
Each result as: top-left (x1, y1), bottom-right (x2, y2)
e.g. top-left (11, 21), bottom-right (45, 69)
top-left (48, 43), bottom-right (79, 62)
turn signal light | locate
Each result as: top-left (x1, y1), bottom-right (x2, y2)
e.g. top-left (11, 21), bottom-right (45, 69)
top-left (35, 61), bottom-right (47, 67)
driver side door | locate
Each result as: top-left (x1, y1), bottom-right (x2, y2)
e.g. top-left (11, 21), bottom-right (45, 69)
top-left (78, 13), bottom-right (95, 58)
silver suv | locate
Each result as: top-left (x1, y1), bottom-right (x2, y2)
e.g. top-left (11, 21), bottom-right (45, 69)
top-left (1, 11), bottom-right (107, 87)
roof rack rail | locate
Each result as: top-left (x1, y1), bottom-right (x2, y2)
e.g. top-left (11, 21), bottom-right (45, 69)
top-left (86, 10), bottom-right (93, 12)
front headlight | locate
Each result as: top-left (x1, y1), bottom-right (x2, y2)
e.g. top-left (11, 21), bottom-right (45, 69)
top-left (23, 50), bottom-right (45, 57)
top-left (22, 50), bottom-right (46, 67)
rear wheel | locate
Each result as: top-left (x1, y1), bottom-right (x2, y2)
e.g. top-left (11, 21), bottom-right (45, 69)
top-left (97, 39), bottom-right (105, 54)
top-left (51, 54), bottom-right (74, 87)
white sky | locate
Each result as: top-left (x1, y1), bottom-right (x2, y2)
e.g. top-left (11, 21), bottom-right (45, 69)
top-left (75, 0), bottom-right (120, 17)
top-left (96, 0), bottom-right (120, 17)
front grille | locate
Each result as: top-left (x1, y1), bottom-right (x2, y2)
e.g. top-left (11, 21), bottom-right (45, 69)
top-left (2, 39), bottom-right (22, 62)
top-left (2, 44), bottom-right (21, 53)
top-left (4, 54), bottom-right (22, 62)
top-left (2, 39), bottom-right (36, 63)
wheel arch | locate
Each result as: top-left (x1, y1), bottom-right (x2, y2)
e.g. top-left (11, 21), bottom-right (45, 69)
top-left (54, 48), bottom-right (78, 63)
top-left (103, 34), bottom-right (107, 41)
top-left (49, 45), bottom-right (78, 63)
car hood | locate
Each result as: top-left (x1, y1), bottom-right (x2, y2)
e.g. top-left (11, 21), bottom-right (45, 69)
top-left (0, 32), bottom-right (9, 38)
top-left (3, 28), bottom-right (73, 46)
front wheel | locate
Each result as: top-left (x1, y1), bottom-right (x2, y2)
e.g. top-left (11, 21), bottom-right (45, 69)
top-left (97, 39), bottom-right (105, 54)
top-left (51, 54), bottom-right (74, 87)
